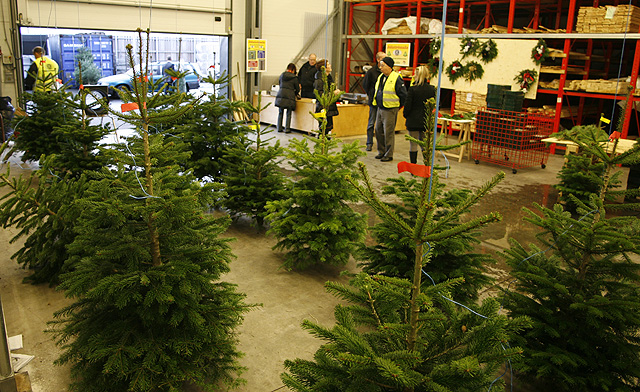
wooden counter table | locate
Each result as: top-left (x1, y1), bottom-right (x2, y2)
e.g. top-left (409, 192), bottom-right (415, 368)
top-left (253, 92), bottom-right (406, 138)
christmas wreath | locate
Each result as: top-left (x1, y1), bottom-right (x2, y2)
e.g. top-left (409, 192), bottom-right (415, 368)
top-left (514, 69), bottom-right (538, 93)
top-left (429, 37), bottom-right (441, 57)
top-left (446, 60), bottom-right (465, 83)
top-left (460, 36), bottom-right (480, 59)
top-left (478, 39), bottom-right (498, 64)
top-left (464, 61), bottom-right (484, 82)
top-left (531, 38), bottom-right (550, 65)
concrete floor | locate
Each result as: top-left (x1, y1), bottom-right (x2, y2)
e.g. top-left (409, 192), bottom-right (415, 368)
top-left (0, 126), bottom-right (629, 391)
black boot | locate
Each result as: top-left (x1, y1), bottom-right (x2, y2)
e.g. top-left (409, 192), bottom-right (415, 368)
top-left (409, 151), bottom-right (418, 164)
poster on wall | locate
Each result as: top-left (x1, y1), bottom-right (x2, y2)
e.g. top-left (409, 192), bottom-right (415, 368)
top-left (247, 39), bottom-right (267, 72)
top-left (385, 42), bottom-right (411, 67)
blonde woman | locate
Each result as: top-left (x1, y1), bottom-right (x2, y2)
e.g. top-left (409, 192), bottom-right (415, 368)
top-left (402, 66), bottom-right (436, 164)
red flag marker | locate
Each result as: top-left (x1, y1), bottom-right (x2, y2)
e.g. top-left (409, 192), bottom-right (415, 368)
top-left (397, 161), bottom-right (431, 178)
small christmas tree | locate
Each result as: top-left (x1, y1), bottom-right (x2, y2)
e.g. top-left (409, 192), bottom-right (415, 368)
top-left (502, 195), bottom-right (640, 391)
top-left (49, 30), bottom-right (252, 391)
top-left (0, 152), bottom-right (91, 285)
top-left (265, 68), bottom-right (366, 270)
top-left (171, 72), bottom-right (253, 181)
top-left (282, 152), bottom-right (529, 390)
top-left (73, 47), bottom-right (101, 85)
top-left (11, 87), bottom-right (80, 161)
top-left (221, 96), bottom-right (287, 227)
top-left (555, 90), bottom-right (640, 212)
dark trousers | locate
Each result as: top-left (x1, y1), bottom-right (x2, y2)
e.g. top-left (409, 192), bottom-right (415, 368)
top-left (277, 107), bottom-right (293, 132)
top-left (366, 105), bottom-right (378, 147)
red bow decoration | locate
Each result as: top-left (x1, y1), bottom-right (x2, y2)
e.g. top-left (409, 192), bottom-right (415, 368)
top-left (397, 161), bottom-right (432, 178)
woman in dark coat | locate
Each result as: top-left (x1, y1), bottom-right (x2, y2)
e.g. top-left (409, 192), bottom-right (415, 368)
top-left (313, 59), bottom-right (340, 135)
top-left (275, 63), bottom-right (300, 133)
top-left (403, 65), bottom-right (437, 163)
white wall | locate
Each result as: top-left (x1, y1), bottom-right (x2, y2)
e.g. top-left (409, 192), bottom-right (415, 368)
top-left (261, 0), bottom-right (337, 90)
top-left (0, 0), bottom-right (339, 102)
top-left (0, 0), bottom-right (19, 102)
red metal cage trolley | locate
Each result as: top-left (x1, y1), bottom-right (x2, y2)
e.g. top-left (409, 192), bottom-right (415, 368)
top-left (472, 108), bottom-right (554, 174)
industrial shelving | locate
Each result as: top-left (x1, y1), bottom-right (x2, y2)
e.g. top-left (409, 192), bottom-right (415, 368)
top-left (343, 0), bottom-right (640, 137)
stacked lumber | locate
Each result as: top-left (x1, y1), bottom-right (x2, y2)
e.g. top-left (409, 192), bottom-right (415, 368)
top-left (455, 90), bottom-right (486, 114)
top-left (540, 78), bottom-right (639, 95)
top-left (576, 5), bottom-right (640, 33)
top-left (477, 25), bottom-right (565, 34)
top-left (387, 20), bottom-right (413, 35)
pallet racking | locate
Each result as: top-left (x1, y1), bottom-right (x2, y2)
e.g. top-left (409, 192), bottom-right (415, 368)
top-left (344, 0), bottom-right (640, 137)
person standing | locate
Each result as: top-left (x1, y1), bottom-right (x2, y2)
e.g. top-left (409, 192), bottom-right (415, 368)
top-left (362, 51), bottom-right (386, 151)
top-left (313, 59), bottom-right (340, 135)
top-left (298, 53), bottom-right (317, 99)
top-left (373, 56), bottom-right (407, 162)
top-left (403, 65), bottom-right (436, 164)
top-left (24, 46), bottom-right (59, 92)
top-left (275, 63), bottom-right (300, 133)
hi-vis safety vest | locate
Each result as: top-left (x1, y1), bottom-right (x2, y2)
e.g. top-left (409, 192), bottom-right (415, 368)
top-left (34, 56), bottom-right (59, 92)
top-left (373, 71), bottom-right (401, 108)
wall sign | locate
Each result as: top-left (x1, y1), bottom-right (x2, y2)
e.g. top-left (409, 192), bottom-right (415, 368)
top-left (247, 39), bottom-right (267, 72)
top-left (385, 42), bottom-right (411, 67)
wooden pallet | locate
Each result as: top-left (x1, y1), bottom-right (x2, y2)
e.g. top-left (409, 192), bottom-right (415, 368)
top-left (455, 90), bottom-right (486, 114)
top-left (576, 5), bottom-right (640, 33)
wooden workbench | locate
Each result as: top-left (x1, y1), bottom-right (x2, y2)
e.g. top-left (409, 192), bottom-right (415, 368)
top-left (541, 136), bottom-right (637, 155)
top-left (253, 92), bottom-right (406, 137)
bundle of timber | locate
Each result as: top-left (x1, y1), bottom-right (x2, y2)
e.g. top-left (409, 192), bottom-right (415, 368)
top-left (576, 5), bottom-right (640, 33)
top-left (455, 90), bottom-right (486, 114)
top-left (541, 78), bottom-right (640, 95)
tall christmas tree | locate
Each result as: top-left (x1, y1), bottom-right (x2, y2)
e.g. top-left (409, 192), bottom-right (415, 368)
top-left (359, 97), bottom-right (492, 302)
top-left (0, 68), bottom-right (110, 285)
top-left (265, 68), bottom-right (366, 270)
top-left (282, 151), bottom-right (529, 390)
top-left (221, 96), bottom-right (287, 227)
top-left (49, 30), bottom-right (251, 391)
top-left (502, 129), bottom-right (640, 390)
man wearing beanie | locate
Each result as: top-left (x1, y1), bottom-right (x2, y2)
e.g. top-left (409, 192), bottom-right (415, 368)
top-left (372, 56), bottom-right (407, 162)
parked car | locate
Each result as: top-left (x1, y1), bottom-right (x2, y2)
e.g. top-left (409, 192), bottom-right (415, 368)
top-left (97, 61), bottom-right (203, 97)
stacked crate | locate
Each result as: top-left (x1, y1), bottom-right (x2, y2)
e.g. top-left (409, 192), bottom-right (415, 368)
top-left (576, 5), bottom-right (640, 33)
top-left (486, 84), bottom-right (512, 110)
top-left (455, 90), bottom-right (486, 113)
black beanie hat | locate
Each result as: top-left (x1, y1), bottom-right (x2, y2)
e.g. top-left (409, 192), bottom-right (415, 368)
top-left (381, 56), bottom-right (395, 68)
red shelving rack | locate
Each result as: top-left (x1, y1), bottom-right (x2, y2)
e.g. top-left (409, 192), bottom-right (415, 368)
top-left (343, 0), bottom-right (640, 137)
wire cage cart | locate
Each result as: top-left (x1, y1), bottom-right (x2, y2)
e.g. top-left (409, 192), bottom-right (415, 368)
top-left (472, 109), bottom-right (554, 174)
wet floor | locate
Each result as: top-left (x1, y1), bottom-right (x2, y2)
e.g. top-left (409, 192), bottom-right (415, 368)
top-left (0, 127), bottom-right (633, 392)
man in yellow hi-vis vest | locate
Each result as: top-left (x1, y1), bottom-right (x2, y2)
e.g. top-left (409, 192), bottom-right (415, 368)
top-left (373, 56), bottom-right (407, 162)
top-left (24, 46), bottom-right (59, 92)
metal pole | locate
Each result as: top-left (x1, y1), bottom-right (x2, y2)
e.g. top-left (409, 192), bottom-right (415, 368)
top-left (0, 295), bottom-right (13, 380)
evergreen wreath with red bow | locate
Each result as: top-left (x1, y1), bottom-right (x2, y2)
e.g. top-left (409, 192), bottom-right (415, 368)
top-left (514, 69), bottom-right (538, 93)
top-left (446, 60), bottom-right (465, 83)
top-left (531, 39), bottom-right (550, 65)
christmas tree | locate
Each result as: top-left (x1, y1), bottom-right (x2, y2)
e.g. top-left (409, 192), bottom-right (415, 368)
top-left (73, 46), bottom-right (102, 85)
top-left (359, 97), bottom-right (492, 302)
top-left (10, 86), bottom-right (80, 161)
top-left (282, 148), bottom-right (529, 390)
top-left (171, 72), bottom-right (254, 182)
top-left (265, 68), bottom-right (366, 270)
top-left (0, 68), bottom-right (110, 285)
top-left (49, 30), bottom-right (251, 391)
top-left (0, 152), bottom-right (91, 284)
top-left (502, 196), bottom-right (640, 391)
top-left (554, 90), bottom-right (640, 212)
top-left (221, 95), bottom-right (287, 227)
